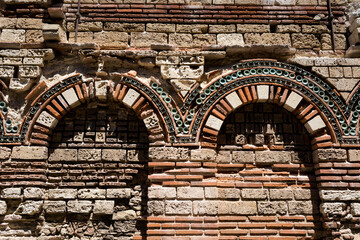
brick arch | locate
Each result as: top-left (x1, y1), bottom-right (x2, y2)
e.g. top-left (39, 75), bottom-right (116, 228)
top-left (25, 74), bottom-right (169, 145)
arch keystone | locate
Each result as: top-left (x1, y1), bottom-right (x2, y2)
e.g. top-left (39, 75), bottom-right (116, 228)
top-left (257, 85), bottom-right (269, 102)
top-left (305, 115), bottom-right (326, 134)
top-left (284, 91), bottom-right (303, 112)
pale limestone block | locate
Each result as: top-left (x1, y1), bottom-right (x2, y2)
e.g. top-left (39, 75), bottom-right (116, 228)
top-left (218, 201), bottom-right (257, 215)
top-left (305, 115), bottom-right (326, 134)
top-left (78, 149), bottom-right (101, 161)
top-left (205, 187), bottom-right (218, 199)
top-left (95, 80), bottom-right (108, 101)
top-left (149, 147), bottom-right (189, 161)
top-left (93, 200), bottom-right (114, 215)
top-left (0, 29), bottom-right (26, 43)
top-left (294, 189), bottom-right (311, 200)
top-left (49, 149), bottom-right (77, 161)
top-left (62, 87), bottom-right (80, 108)
top-left (147, 23), bottom-right (175, 33)
top-left (107, 188), bottom-right (131, 198)
top-left (11, 146), bottom-right (48, 160)
top-left (161, 65), bottom-right (204, 79)
top-left (193, 34), bottom-right (217, 47)
top-left (104, 23), bottom-right (145, 32)
top-left (352, 203), bottom-right (360, 216)
top-left (313, 149), bottom-right (347, 162)
top-left (17, 201), bottom-right (43, 215)
top-left (241, 189), bottom-right (267, 200)
top-left (9, 78), bottom-right (33, 92)
top-left (0, 66), bottom-right (15, 78)
top-left (24, 188), bottom-right (45, 199)
top-left (0, 147), bottom-right (11, 159)
top-left (258, 201), bottom-right (287, 215)
top-left (113, 209), bottom-right (136, 220)
top-left (148, 201), bottom-right (165, 215)
top-left (237, 24), bottom-right (270, 33)
top-left (18, 66), bottom-right (40, 78)
top-left (216, 150), bottom-right (231, 163)
top-left (93, 31), bottom-right (128, 48)
top-left (143, 114), bottom-right (160, 129)
top-left (218, 188), bottom-right (240, 199)
top-left (122, 88), bottom-right (140, 107)
top-left (288, 201), bottom-right (314, 214)
top-left (67, 200), bottom-right (92, 214)
top-left (232, 151), bottom-right (255, 163)
top-left (255, 151), bottom-right (291, 164)
top-left (78, 189), bottom-right (106, 199)
top-left (36, 111), bottom-right (58, 129)
top-left (193, 201), bottom-right (218, 215)
top-left (257, 85), bottom-right (269, 102)
top-left (148, 187), bottom-right (176, 199)
top-left (176, 24), bottom-right (208, 33)
top-left (205, 115), bottom-right (223, 131)
top-left (284, 91), bottom-right (302, 112)
top-left (320, 190), bottom-right (360, 201)
top-left (165, 201), bottom-right (192, 215)
top-left (102, 149), bottom-right (126, 161)
top-left (217, 34), bottom-right (244, 46)
top-left (321, 202), bottom-right (346, 217)
top-left (43, 201), bottom-right (66, 214)
top-left (1, 188), bottom-right (21, 199)
top-left (209, 25), bottom-right (236, 33)
top-left (130, 32), bottom-right (167, 47)
top-left (0, 201), bottom-right (7, 215)
top-left (0, 18), bottom-right (17, 28)
top-left (270, 189), bottom-right (293, 200)
top-left (177, 187), bottom-right (204, 199)
top-left (225, 91), bottom-right (243, 109)
top-left (191, 149), bottom-right (216, 161)
top-left (48, 189), bottom-right (77, 199)
top-left (349, 150), bottom-right (360, 162)
top-left (156, 56), bottom-right (179, 65)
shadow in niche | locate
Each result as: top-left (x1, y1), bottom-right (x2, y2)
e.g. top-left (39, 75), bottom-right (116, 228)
top-left (45, 102), bottom-right (149, 239)
top-left (217, 103), bottom-right (324, 239)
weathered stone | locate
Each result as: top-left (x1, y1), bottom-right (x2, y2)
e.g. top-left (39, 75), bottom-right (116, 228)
top-left (43, 24), bottom-right (67, 42)
top-left (147, 23), bottom-right (175, 32)
top-left (255, 151), bottom-right (291, 164)
top-left (0, 201), bottom-right (7, 215)
top-left (147, 201), bottom-right (165, 215)
top-left (242, 189), bottom-right (267, 200)
top-left (191, 149), bottom-right (216, 161)
top-left (209, 25), bottom-right (236, 33)
top-left (78, 189), bottom-right (106, 199)
top-left (0, 18), bottom-right (17, 29)
top-left (0, 66), bottom-right (15, 78)
top-left (193, 34), bottom-right (217, 47)
top-left (36, 111), bottom-right (58, 129)
top-left (102, 149), bottom-right (126, 161)
top-left (16, 18), bottom-right (43, 29)
top-left (9, 78), bottom-right (33, 92)
top-left (26, 30), bottom-right (44, 43)
top-left (48, 189), bottom-right (77, 199)
top-left (24, 188), bottom-right (45, 199)
top-left (205, 115), bottom-right (223, 131)
top-left (276, 24), bottom-right (301, 33)
top-left (205, 187), bottom-right (218, 199)
top-left (67, 22), bottom-right (103, 32)
top-left (193, 201), bottom-right (218, 215)
top-left (93, 200), bottom-right (114, 215)
top-left (169, 33), bottom-right (193, 48)
top-left (176, 24), bottom-right (208, 33)
top-left (237, 24), bottom-right (270, 33)
top-left (1, 188), bottom-right (22, 199)
top-left (95, 80), bottom-right (108, 101)
top-left (49, 149), bottom-right (77, 161)
top-left (294, 189), bottom-right (312, 200)
top-left (148, 187), bottom-right (176, 199)
top-left (304, 115), bottom-right (326, 134)
top-left (17, 201), bottom-right (42, 215)
top-left (165, 201), bottom-right (192, 215)
top-left (0, 147), bottom-right (11, 159)
top-left (216, 151), bottom-right (231, 163)
top-left (302, 25), bottom-right (329, 34)
top-left (270, 189), bottom-right (293, 200)
top-left (161, 65), bottom-right (204, 79)
top-left (292, 34), bottom-right (320, 49)
top-left (130, 32), bottom-right (167, 47)
top-left (351, 203), bottom-right (360, 216)
top-left (349, 150), bottom-right (360, 162)
top-left (18, 66), bottom-right (41, 78)
top-left (327, 78), bottom-right (359, 92)
top-left (218, 201), bottom-right (257, 215)
top-left (62, 87), bottom-right (81, 108)
top-left (175, 187), bottom-right (203, 200)
top-left (43, 201), bottom-right (66, 214)
top-left (218, 188), bottom-right (240, 199)
top-left (69, 31), bottom-right (93, 43)
top-left (113, 220), bottom-right (136, 233)
top-left (313, 149), bottom-right (347, 162)
top-left (122, 88), bottom-right (140, 107)
top-left (217, 34), bottom-right (244, 46)
top-left (104, 23), bottom-right (145, 32)
top-left (149, 147), bottom-right (189, 161)
top-left (11, 146), bottom-right (48, 160)
top-left (320, 190), bottom-right (360, 201)
top-left (288, 201), bottom-right (314, 214)
top-left (156, 56), bottom-right (179, 65)
top-left (78, 149), bottom-right (101, 161)
top-left (0, 29), bottom-right (26, 43)
top-left (244, 33), bottom-right (290, 45)
top-left (67, 200), bottom-right (92, 214)
top-left (94, 31), bottom-right (128, 48)
top-left (107, 188), bottom-right (131, 198)
top-left (321, 202), bottom-right (346, 217)
top-left (258, 201), bottom-right (287, 215)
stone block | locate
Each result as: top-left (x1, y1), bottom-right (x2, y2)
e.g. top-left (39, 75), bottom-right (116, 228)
top-left (292, 33), bottom-right (320, 49)
top-left (9, 78), bottom-right (33, 92)
top-left (156, 56), bottom-right (179, 65)
top-left (69, 32), bottom-right (93, 43)
top-left (191, 149), bottom-right (216, 161)
top-left (107, 188), bottom-right (131, 198)
top-left (302, 25), bottom-right (329, 34)
top-left (0, 201), bottom-right (7, 215)
top-left (62, 87), bottom-right (81, 108)
top-left (216, 150), bottom-right (231, 163)
top-left (18, 66), bottom-right (40, 78)
top-left (176, 24), bottom-right (208, 33)
top-left (205, 115), bottom-right (223, 131)
top-left (94, 31), bottom-right (128, 48)
top-left (160, 65), bottom-right (204, 79)
top-left (165, 201), bottom-right (192, 215)
top-left (349, 150), bottom-right (360, 162)
top-left (242, 189), bottom-right (267, 200)
top-left (177, 187), bottom-right (204, 199)
top-left (237, 24), bottom-right (270, 33)
top-left (95, 80), bottom-right (108, 101)
top-left (26, 30), bottom-right (44, 43)
top-left (313, 149), bottom-right (347, 162)
top-left (218, 201), bottom-right (257, 215)
top-left (122, 88), bottom-right (140, 107)
top-left (0, 18), bottom-right (17, 28)
top-left (258, 201), bottom-right (287, 215)
top-left (130, 32), bottom-right (167, 47)
top-left (43, 200), bottom-right (66, 214)
top-left (0, 29), bottom-right (26, 43)
top-left (218, 188), bottom-right (240, 199)
top-left (11, 146), bottom-right (48, 160)
top-left (232, 151), bottom-right (255, 163)
top-left (0, 147), bottom-right (11, 159)
top-left (193, 34), bottom-right (217, 47)
top-left (288, 201), bottom-right (314, 214)
top-left (1, 188), bottom-right (21, 199)
top-left (113, 209), bottom-right (136, 220)
top-left (304, 115), bottom-right (326, 134)
top-left (48, 189), bottom-right (77, 199)
top-left (0, 66), bottom-right (15, 78)
top-left (147, 23), bottom-right (175, 32)
top-left (193, 201), bottom-right (218, 215)
top-left (43, 24), bottom-right (67, 42)
top-left (143, 114), bottom-right (160, 130)
top-left (327, 78), bottom-right (359, 92)
top-left (320, 190), bottom-right (360, 201)
top-left (217, 33), bottom-right (244, 46)
top-left (294, 189), bottom-right (312, 200)
top-left (276, 24), bottom-right (301, 33)
top-left (67, 22), bottom-right (103, 32)
top-left (209, 25), bottom-right (236, 33)
top-left (169, 33), bottom-right (194, 48)
top-left (93, 200), bottom-right (114, 215)
top-left (36, 111), bottom-right (58, 129)
top-left (149, 147), bottom-right (189, 161)
top-left (24, 188), bottom-right (45, 199)
top-left (147, 201), bottom-right (165, 215)
top-left (256, 85), bottom-right (269, 102)
top-left (351, 203), bottom-right (360, 216)
top-left (148, 187), bottom-right (176, 199)
top-left (244, 33), bottom-right (290, 45)
top-left (284, 91), bottom-right (302, 112)
top-left (67, 200), bottom-right (92, 214)
top-left (255, 151), bottom-right (291, 164)
top-left (78, 149), bottom-right (101, 161)
top-left (205, 187), bottom-right (218, 199)
top-left (17, 201), bottom-right (43, 215)
top-left (104, 23), bottom-right (145, 32)
top-left (102, 149), bottom-right (126, 161)
top-left (224, 91), bottom-right (243, 110)
top-left (270, 189), bottom-right (293, 200)
top-left (78, 189), bottom-right (106, 199)
top-left (321, 202), bottom-right (346, 217)
top-left (49, 149), bottom-right (77, 162)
